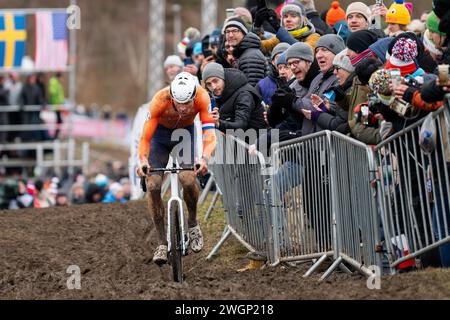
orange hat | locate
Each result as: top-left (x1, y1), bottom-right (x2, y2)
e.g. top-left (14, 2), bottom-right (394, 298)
top-left (326, 1), bottom-right (346, 27)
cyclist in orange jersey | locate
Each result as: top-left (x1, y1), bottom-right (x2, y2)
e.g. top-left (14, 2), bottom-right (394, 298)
top-left (137, 72), bottom-right (216, 264)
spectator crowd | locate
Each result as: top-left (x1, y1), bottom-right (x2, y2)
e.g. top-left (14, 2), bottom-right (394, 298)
top-left (1, 0), bottom-right (450, 268)
top-left (0, 160), bottom-right (131, 209)
top-left (160, 0), bottom-right (450, 268)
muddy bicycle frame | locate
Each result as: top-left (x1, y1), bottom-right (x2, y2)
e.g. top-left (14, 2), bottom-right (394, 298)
top-left (141, 155), bottom-right (197, 282)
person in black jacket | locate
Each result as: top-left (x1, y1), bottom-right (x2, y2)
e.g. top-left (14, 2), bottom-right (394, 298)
top-left (202, 62), bottom-right (266, 132)
top-left (202, 62), bottom-right (267, 140)
top-left (222, 17), bottom-right (267, 86)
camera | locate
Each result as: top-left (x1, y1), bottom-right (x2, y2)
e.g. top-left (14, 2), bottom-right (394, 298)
top-left (390, 98), bottom-right (413, 117)
top-left (438, 64), bottom-right (450, 87)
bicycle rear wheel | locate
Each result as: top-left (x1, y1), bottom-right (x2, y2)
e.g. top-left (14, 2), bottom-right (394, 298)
top-left (169, 202), bottom-right (183, 282)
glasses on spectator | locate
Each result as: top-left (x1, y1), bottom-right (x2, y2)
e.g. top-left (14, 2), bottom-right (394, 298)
top-left (287, 59), bottom-right (301, 68)
top-left (225, 28), bottom-right (241, 35)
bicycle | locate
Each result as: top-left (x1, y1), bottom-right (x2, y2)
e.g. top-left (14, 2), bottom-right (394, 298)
top-left (140, 155), bottom-right (199, 283)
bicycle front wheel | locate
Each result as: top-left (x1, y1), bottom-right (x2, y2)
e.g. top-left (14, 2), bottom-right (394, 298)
top-left (170, 202), bottom-right (183, 282)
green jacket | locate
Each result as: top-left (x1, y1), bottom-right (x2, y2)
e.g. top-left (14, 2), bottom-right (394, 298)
top-left (48, 76), bottom-right (65, 105)
top-left (345, 77), bottom-right (381, 145)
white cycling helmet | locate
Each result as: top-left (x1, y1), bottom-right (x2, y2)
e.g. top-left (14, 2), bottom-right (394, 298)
top-left (170, 72), bottom-right (197, 104)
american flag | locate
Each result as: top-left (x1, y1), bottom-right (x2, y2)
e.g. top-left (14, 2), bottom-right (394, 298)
top-left (35, 12), bottom-right (68, 69)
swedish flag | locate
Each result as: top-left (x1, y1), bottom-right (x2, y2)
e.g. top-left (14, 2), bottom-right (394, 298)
top-left (0, 13), bottom-right (27, 68)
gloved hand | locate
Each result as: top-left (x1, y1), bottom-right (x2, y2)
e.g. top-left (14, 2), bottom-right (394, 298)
top-left (379, 120), bottom-right (394, 140)
top-left (267, 9), bottom-right (280, 32)
top-left (254, 7), bottom-right (269, 29)
top-left (271, 86), bottom-right (296, 111)
top-left (332, 85), bottom-right (347, 102)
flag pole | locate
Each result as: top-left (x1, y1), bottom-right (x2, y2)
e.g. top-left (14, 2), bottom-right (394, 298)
top-left (68, 0), bottom-right (77, 142)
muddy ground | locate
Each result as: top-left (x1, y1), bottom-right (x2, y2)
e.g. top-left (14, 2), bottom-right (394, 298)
top-left (1, 199), bottom-right (450, 300)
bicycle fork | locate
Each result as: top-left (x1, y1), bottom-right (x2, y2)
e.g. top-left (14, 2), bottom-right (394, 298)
top-left (167, 170), bottom-right (189, 257)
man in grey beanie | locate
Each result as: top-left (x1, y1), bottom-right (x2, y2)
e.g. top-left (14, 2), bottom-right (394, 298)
top-left (315, 34), bottom-right (346, 72)
top-left (287, 34), bottom-right (342, 136)
top-left (266, 41), bottom-right (319, 132)
top-left (202, 63), bottom-right (266, 134)
top-left (271, 42), bottom-right (290, 61)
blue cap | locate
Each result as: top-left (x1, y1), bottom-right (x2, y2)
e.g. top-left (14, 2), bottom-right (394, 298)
top-left (209, 28), bottom-right (221, 46)
top-left (276, 52), bottom-right (287, 66)
top-left (193, 42), bottom-right (203, 56)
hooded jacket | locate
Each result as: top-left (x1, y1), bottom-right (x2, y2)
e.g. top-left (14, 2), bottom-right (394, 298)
top-left (233, 32), bottom-right (267, 86)
top-left (215, 68), bottom-right (267, 132)
top-left (256, 63), bottom-right (279, 105)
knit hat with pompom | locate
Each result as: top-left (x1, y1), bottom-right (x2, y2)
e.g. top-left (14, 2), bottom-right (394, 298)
top-left (385, 37), bottom-right (418, 76)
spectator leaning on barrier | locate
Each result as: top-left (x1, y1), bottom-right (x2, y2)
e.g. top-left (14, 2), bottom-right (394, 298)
top-left (222, 17), bottom-right (267, 86)
top-left (256, 42), bottom-right (290, 106)
top-left (202, 62), bottom-right (266, 139)
top-left (296, 34), bottom-right (345, 136)
top-left (385, 37), bottom-right (441, 114)
top-left (267, 42), bottom-right (317, 134)
top-left (312, 49), bottom-right (356, 133)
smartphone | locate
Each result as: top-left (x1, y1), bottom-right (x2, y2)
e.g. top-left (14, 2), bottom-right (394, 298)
top-left (226, 8), bottom-right (234, 19)
top-left (361, 105), bottom-right (369, 125)
top-left (184, 57), bottom-right (194, 66)
top-left (388, 68), bottom-right (402, 90)
top-left (438, 64), bottom-right (449, 86)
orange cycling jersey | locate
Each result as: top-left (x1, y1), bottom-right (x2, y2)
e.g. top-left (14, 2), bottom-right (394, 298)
top-left (139, 85), bottom-right (216, 163)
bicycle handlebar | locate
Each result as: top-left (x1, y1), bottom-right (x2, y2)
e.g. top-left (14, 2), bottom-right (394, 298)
top-left (140, 164), bottom-right (201, 193)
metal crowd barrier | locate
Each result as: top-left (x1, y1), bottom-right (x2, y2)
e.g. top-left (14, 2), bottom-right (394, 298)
top-left (205, 100), bottom-right (450, 278)
top-left (206, 131), bottom-right (270, 260)
top-left (329, 132), bottom-right (383, 277)
top-left (268, 131), bottom-right (334, 269)
top-left (375, 106), bottom-right (450, 270)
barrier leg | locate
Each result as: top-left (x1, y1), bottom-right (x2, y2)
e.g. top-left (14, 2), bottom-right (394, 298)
top-left (319, 256), bottom-right (343, 281)
top-left (204, 189), bottom-right (220, 222)
top-left (303, 253), bottom-right (328, 278)
top-left (206, 226), bottom-right (231, 261)
top-left (338, 263), bottom-right (353, 275)
top-left (198, 175), bottom-right (214, 205)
